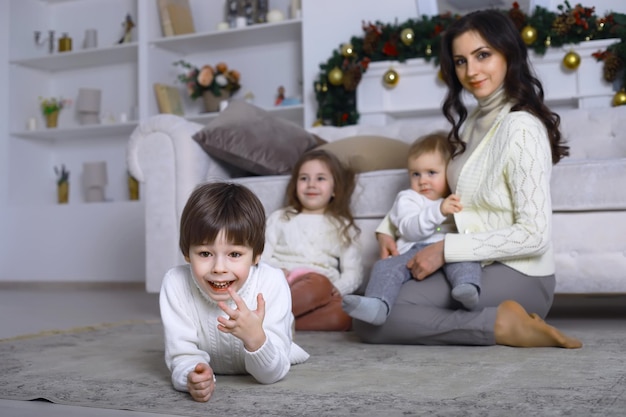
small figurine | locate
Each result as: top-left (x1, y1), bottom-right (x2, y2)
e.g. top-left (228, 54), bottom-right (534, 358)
top-left (244, 0), bottom-right (255, 25)
top-left (118, 13), bottom-right (135, 44)
top-left (275, 86), bottom-right (285, 106)
top-left (226, 0), bottom-right (239, 28)
top-left (256, 0), bottom-right (268, 23)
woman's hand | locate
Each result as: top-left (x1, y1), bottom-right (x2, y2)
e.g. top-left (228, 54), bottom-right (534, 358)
top-left (377, 232), bottom-right (399, 259)
top-left (406, 240), bottom-right (445, 280)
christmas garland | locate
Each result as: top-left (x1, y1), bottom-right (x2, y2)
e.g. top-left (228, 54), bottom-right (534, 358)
top-left (313, 1), bottom-right (626, 126)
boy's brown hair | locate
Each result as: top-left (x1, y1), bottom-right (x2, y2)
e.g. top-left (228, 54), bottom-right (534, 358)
top-left (179, 182), bottom-right (266, 258)
top-left (408, 131), bottom-right (452, 163)
top-left (284, 149), bottom-right (360, 243)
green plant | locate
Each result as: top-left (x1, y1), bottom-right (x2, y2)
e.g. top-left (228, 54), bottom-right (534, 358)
top-left (39, 97), bottom-right (71, 115)
top-left (54, 164), bottom-right (69, 185)
top-left (174, 60), bottom-right (241, 99)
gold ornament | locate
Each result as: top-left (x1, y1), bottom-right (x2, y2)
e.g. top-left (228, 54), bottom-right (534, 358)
top-left (312, 119), bottom-right (323, 127)
top-left (562, 51), bottom-right (581, 70)
top-left (328, 67), bottom-right (344, 86)
top-left (612, 89), bottom-right (626, 107)
top-left (400, 28), bottom-right (414, 46)
top-left (341, 43), bottom-right (355, 58)
top-left (598, 22), bottom-right (605, 31)
top-left (321, 83), bottom-right (328, 92)
top-left (382, 68), bottom-right (399, 87)
top-left (425, 44), bottom-right (432, 56)
top-left (520, 25), bottom-right (538, 46)
top-left (544, 36), bottom-right (551, 47)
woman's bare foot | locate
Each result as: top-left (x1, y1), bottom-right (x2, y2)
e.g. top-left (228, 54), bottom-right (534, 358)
top-left (494, 300), bottom-right (582, 348)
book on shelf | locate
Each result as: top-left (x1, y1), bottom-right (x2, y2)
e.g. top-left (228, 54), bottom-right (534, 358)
top-left (157, 0), bottom-right (195, 37)
top-left (153, 83), bottom-right (184, 116)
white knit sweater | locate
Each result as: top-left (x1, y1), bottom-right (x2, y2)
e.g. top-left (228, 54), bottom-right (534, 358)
top-left (262, 209), bottom-right (363, 296)
top-left (445, 101), bottom-right (555, 276)
top-left (159, 262), bottom-right (309, 392)
top-left (390, 189), bottom-right (456, 254)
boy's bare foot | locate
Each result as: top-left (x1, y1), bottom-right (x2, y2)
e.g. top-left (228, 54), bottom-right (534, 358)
top-left (494, 300), bottom-right (582, 349)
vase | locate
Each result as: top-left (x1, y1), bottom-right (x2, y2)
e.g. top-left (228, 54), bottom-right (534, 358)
top-left (46, 111), bottom-right (59, 128)
top-left (57, 182), bottom-right (69, 204)
top-left (202, 90), bottom-right (230, 113)
top-left (128, 173), bottom-right (139, 201)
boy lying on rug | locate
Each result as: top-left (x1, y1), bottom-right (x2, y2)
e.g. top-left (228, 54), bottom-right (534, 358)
top-left (159, 182), bottom-right (309, 402)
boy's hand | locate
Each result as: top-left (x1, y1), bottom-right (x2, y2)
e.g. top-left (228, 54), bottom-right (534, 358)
top-left (187, 363), bottom-right (216, 402)
top-left (440, 194), bottom-right (463, 216)
top-left (217, 287), bottom-right (267, 352)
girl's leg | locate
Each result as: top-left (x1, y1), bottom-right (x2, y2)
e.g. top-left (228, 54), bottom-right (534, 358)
top-left (289, 272), bottom-right (333, 317)
top-left (353, 262), bottom-right (580, 347)
top-left (295, 294), bottom-right (352, 331)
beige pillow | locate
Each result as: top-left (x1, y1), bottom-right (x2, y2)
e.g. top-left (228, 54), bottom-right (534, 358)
top-left (192, 101), bottom-right (323, 175)
top-left (316, 135), bottom-right (410, 173)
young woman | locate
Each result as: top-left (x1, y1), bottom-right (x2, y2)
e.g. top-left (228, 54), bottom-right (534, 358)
top-left (353, 10), bottom-right (582, 349)
top-left (263, 149), bottom-right (362, 331)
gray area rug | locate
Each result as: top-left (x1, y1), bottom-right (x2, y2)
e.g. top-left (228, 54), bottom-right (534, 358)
top-left (0, 319), bottom-right (624, 417)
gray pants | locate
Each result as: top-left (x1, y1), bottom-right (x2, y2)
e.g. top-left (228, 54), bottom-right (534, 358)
top-left (364, 243), bottom-right (481, 311)
top-left (354, 262), bottom-right (555, 346)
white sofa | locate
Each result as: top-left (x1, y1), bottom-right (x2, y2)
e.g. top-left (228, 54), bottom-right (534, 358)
top-left (127, 107), bottom-right (626, 293)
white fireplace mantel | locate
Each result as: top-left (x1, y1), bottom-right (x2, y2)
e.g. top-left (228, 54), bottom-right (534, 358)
top-left (357, 38), bottom-right (619, 126)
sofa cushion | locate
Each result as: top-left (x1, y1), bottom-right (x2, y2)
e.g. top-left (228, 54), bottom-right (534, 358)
top-left (315, 135), bottom-right (410, 173)
top-left (551, 158), bottom-right (626, 211)
top-left (192, 101), bottom-right (322, 175)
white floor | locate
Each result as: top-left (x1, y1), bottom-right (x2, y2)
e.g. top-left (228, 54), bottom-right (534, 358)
top-left (0, 284), bottom-right (624, 417)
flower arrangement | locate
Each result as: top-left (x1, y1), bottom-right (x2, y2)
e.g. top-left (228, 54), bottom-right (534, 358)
top-left (39, 97), bottom-right (71, 115)
top-left (174, 60), bottom-right (241, 99)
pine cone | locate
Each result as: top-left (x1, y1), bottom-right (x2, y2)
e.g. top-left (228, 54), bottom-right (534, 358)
top-left (603, 53), bottom-right (623, 82)
top-left (343, 65), bottom-right (362, 91)
top-left (552, 15), bottom-right (571, 35)
top-left (363, 31), bottom-right (380, 56)
top-left (509, 9), bottom-right (525, 30)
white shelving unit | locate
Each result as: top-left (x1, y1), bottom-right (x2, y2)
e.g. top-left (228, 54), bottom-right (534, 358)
top-left (2, 0), bottom-right (304, 283)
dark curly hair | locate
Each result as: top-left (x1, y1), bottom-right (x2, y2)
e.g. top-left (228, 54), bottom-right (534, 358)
top-left (439, 9), bottom-right (569, 164)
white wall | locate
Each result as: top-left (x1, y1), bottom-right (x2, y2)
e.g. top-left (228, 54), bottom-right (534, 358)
top-left (0, 1), bottom-right (9, 271)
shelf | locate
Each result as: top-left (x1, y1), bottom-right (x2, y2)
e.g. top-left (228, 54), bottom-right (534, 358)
top-left (186, 103), bottom-right (304, 125)
top-left (151, 19), bottom-right (302, 55)
top-left (11, 121), bottom-right (139, 140)
top-left (10, 43), bottom-right (138, 72)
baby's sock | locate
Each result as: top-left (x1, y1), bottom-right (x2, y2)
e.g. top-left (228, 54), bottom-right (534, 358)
top-left (342, 295), bottom-right (389, 325)
top-left (451, 283), bottom-right (480, 310)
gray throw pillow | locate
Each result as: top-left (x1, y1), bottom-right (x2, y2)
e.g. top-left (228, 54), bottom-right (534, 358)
top-left (192, 101), bottom-right (323, 175)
